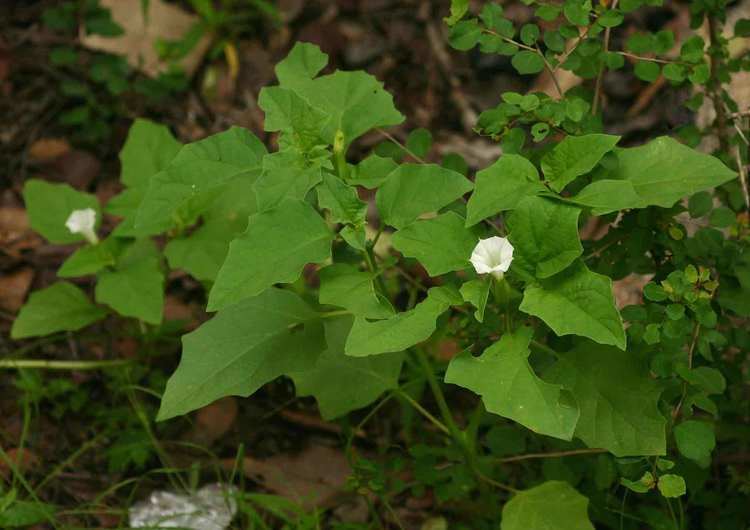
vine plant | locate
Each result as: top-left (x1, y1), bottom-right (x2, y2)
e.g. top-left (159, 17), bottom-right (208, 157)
top-left (10, 0), bottom-right (750, 527)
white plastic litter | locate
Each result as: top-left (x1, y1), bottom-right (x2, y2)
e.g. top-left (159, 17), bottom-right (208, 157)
top-left (128, 483), bottom-right (237, 530)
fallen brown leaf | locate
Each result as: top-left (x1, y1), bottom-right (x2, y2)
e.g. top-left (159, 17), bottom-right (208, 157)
top-left (0, 267), bottom-right (33, 313)
top-left (28, 138), bottom-right (71, 163)
top-left (223, 445), bottom-right (352, 510)
top-left (188, 397), bottom-right (238, 446)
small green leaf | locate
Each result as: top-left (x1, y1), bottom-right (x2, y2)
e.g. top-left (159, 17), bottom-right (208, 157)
top-left (119, 118), bottom-right (182, 189)
top-left (460, 278), bottom-right (491, 322)
top-left (208, 199), bottom-right (332, 311)
top-left (349, 154), bottom-right (398, 189)
top-left (507, 196), bottom-right (583, 279)
top-left (541, 134), bottom-right (621, 193)
top-left (709, 206), bottom-right (735, 228)
top-left (676, 366), bottom-right (726, 395)
top-left (291, 316), bottom-right (403, 419)
top-left (520, 260), bottom-right (626, 349)
top-left (376, 164), bottom-right (473, 229)
top-left (501, 481), bottom-right (595, 530)
top-left (316, 173), bottom-right (367, 225)
top-left (658, 474), bottom-right (686, 498)
top-left (345, 286), bottom-right (461, 357)
top-left (569, 179), bottom-right (642, 215)
top-left (634, 60), bottom-right (660, 82)
top-left (254, 149), bottom-right (323, 212)
top-left (446, 328), bottom-right (579, 440)
top-left (392, 212), bottom-right (477, 276)
top-left (449, 19), bottom-right (482, 51)
top-left (58, 236), bottom-right (124, 278)
top-left (511, 51), bottom-right (545, 75)
top-left (621, 471), bottom-right (655, 493)
top-left (22, 179), bottom-right (100, 245)
top-left (406, 128), bottom-right (433, 159)
top-left (11, 282), bottom-right (107, 339)
top-left (318, 264), bottom-right (394, 319)
top-left (95, 240), bottom-right (164, 325)
top-left (274, 42), bottom-right (328, 86)
top-left (158, 288), bottom-right (326, 421)
top-left (444, 0), bottom-right (469, 25)
top-left (674, 420), bottom-right (715, 465)
top-left (258, 86), bottom-right (328, 152)
top-left (688, 191), bottom-right (713, 218)
top-left (465, 154), bottom-right (545, 226)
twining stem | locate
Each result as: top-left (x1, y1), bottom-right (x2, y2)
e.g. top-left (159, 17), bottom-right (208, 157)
top-left (0, 359), bottom-right (133, 370)
top-left (672, 323), bottom-right (701, 421)
top-left (706, 13), bottom-right (730, 153)
top-left (393, 388), bottom-right (451, 435)
top-left (593, 0), bottom-right (619, 115)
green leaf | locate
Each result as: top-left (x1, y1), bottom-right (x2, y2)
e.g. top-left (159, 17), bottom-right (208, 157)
top-left (376, 164), bottom-right (473, 229)
top-left (119, 118), bottom-right (181, 189)
top-left (511, 51), bottom-right (545, 75)
top-left (507, 196), bottom-right (583, 279)
top-left (541, 134), bottom-right (621, 193)
top-left (392, 212), bottom-right (477, 276)
top-left (608, 136), bottom-right (736, 208)
top-left (208, 199), bottom-right (332, 311)
top-left (95, 240), bottom-right (164, 324)
top-left (22, 179), bottom-right (101, 244)
top-left (275, 42), bottom-right (328, 86)
top-left (158, 288), bottom-right (326, 420)
top-left (569, 179), bottom-right (642, 215)
top-left (349, 154), bottom-right (398, 189)
top-left (621, 471), bottom-right (655, 493)
top-left (136, 127), bottom-right (267, 230)
top-left (254, 150), bottom-right (324, 211)
top-left (634, 60), bottom-right (660, 82)
top-left (291, 316), bottom-right (403, 419)
top-left (501, 481), bottom-right (594, 530)
top-left (345, 286), bottom-right (461, 357)
top-left (674, 420), bottom-right (715, 465)
top-left (460, 278), bottom-right (491, 322)
top-left (520, 260), bottom-right (626, 349)
top-left (316, 173), bottom-right (367, 225)
top-left (465, 155), bottom-right (545, 226)
top-left (406, 128), bottom-right (433, 159)
top-left (318, 264), bottom-right (394, 319)
top-left (658, 474), bottom-right (686, 498)
top-left (11, 282), bottom-right (107, 339)
top-left (676, 366), bottom-right (726, 395)
top-left (446, 328), bottom-right (579, 440)
top-left (449, 19), bottom-right (482, 51)
top-left (547, 341), bottom-right (666, 456)
top-left (0, 500), bottom-right (56, 527)
top-left (164, 179), bottom-right (257, 282)
top-left (58, 236), bottom-right (125, 278)
top-left (258, 86), bottom-right (328, 150)
top-left (444, 0), bottom-right (469, 25)
top-left (279, 50), bottom-right (404, 147)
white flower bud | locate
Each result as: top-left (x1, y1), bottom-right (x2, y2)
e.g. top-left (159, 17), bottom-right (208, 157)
top-left (65, 208), bottom-right (99, 245)
top-left (470, 236), bottom-right (514, 279)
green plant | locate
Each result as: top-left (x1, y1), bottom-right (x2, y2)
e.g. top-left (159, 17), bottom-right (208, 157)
top-left (10, 0), bottom-right (750, 527)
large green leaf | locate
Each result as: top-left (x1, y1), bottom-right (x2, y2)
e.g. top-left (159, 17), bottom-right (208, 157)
top-left (507, 196), bottom-right (582, 279)
top-left (608, 136), bottom-right (736, 208)
top-left (291, 316), bottom-right (403, 419)
top-left (392, 212), bottom-right (477, 276)
top-left (541, 134), bottom-right (620, 192)
top-left (376, 164), bottom-right (473, 229)
top-left (547, 342), bottom-right (666, 456)
top-left (446, 328), bottom-right (579, 440)
top-left (95, 240), bottom-right (164, 324)
top-left (119, 118), bottom-right (182, 189)
top-left (345, 286), bottom-right (462, 357)
top-left (465, 154), bottom-right (545, 226)
top-left (158, 288), bottom-right (326, 420)
top-left (253, 150), bottom-right (324, 211)
top-left (136, 127), bottom-right (266, 229)
top-left (316, 172), bottom-right (367, 225)
top-left (11, 282), bottom-right (107, 339)
top-left (318, 264), bottom-right (394, 319)
top-left (501, 481), bottom-right (595, 530)
top-left (22, 179), bottom-right (100, 244)
top-left (208, 199), bottom-right (332, 311)
top-left (520, 260), bottom-right (626, 349)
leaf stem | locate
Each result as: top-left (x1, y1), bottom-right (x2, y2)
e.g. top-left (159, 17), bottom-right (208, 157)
top-left (392, 388), bottom-right (450, 435)
top-left (496, 447), bottom-right (607, 463)
top-left (0, 359), bottom-right (134, 370)
top-left (530, 339), bottom-right (561, 359)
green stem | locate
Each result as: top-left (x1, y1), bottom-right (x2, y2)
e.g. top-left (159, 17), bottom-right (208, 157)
top-left (530, 340), bottom-right (561, 359)
top-left (393, 388), bottom-right (450, 435)
top-left (0, 359), bottom-right (134, 370)
top-left (318, 309), bottom-right (351, 319)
